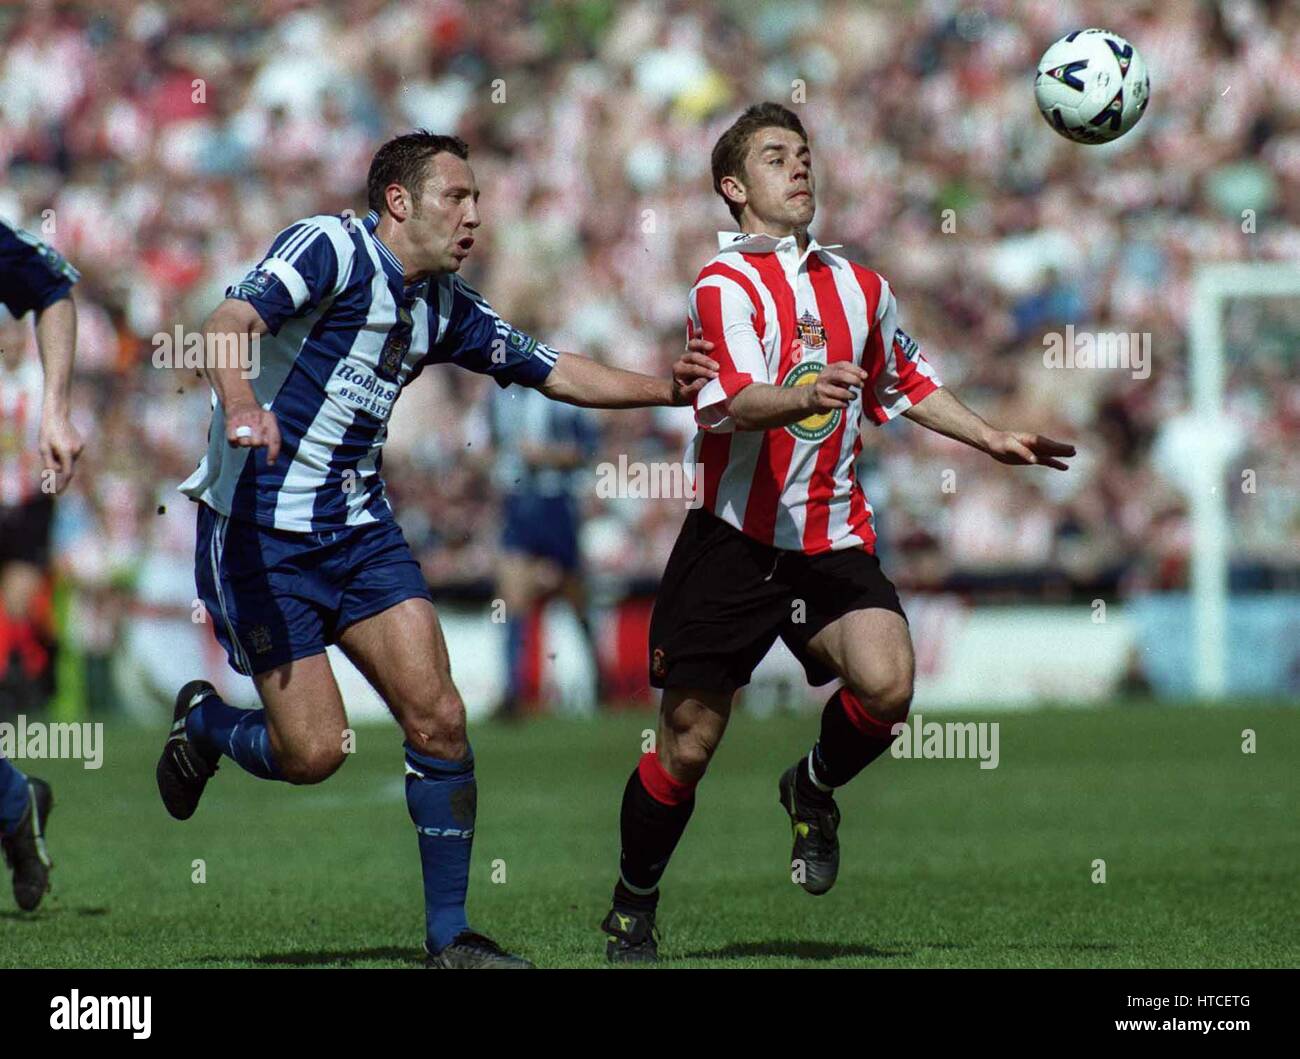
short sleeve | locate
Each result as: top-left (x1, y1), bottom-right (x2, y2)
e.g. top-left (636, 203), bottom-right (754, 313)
top-left (0, 223), bottom-right (78, 317)
top-left (862, 280), bottom-right (941, 425)
top-left (226, 219), bottom-right (349, 334)
top-left (689, 272), bottom-right (771, 432)
top-left (430, 278), bottom-right (557, 388)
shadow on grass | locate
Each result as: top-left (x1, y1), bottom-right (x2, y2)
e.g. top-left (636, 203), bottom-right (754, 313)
top-left (0, 906), bottom-right (109, 921)
top-left (681, 939), bottom-right (913, 961)
top-left (192, 946), bottom-right (423, 968)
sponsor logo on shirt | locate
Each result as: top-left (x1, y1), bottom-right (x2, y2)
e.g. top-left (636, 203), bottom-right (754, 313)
top-left (331, 362), bottom-right (400, 420)
top-left (781, 360), bottom-right (842, 443)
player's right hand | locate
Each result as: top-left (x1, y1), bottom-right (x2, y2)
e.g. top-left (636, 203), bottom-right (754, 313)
top-left (225, 401), bottom-right (281, 465)
top-left (804, 361), bottom-right (869, 413)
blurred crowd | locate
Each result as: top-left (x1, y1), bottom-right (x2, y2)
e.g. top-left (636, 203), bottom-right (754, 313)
top-left (2, 0), bottom-right (1297, 654)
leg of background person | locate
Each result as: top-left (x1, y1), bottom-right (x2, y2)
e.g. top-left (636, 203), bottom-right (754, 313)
top-left (0, 754), bottom-right (31, 835)
top-left (612, 687), bottom-right (733, 908)
top-left (185, 653), bottom-right (348, 784)
top-left (495, 551), bottom-right (537, 718)
top-left (798, 608), bottom-right (915, 795)
top-left (559, 568), bottom-right (603, 705)
top-left (337, 597), bottom-right (477, 954)
top-left (0, 561), bottom-right (45, 717)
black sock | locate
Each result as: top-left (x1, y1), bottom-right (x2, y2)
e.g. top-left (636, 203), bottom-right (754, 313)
top-left (613, 754), bottom-right (695, 908)
top-left (806, 687), bottom-right (902, 789)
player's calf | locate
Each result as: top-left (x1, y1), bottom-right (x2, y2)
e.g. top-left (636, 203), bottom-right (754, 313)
top-left (601, 749), bottom-right (699, 963)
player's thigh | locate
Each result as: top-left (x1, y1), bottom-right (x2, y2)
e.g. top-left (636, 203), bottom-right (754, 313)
top-left (805, 607), bottom-right (915, 713)
top-left (336, 596), bottom-right (467, 756)
top-left (252, 652), bottom-right (349, 781)
top-left (657, 687), bottom-right (735, 782)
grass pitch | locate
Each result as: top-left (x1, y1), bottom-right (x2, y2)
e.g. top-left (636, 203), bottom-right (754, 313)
top-left (2, 702), bottom-right (1296, 968)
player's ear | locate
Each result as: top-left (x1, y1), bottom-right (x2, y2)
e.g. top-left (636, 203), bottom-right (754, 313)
top-left (385, 183), bottom-right (410, 221)
top-left (720, 173), bottom-right (747, 214)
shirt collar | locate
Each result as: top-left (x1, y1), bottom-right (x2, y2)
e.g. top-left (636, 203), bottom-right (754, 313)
top-left (362, 209), bottom-right (408, 288)
top-left (716, 229), bottom-right (843, 265)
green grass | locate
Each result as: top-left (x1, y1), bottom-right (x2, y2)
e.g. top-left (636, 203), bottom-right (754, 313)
top-left (2, 703), bottom-right (1297, 968)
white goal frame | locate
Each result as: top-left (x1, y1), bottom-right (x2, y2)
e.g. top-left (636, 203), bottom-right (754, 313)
top-left (1186, 263), bottom-right (1300, 698)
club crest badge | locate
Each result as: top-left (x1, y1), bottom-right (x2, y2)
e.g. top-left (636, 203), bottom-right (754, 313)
top-left (377, 329), bottom-right (410, 381)
top-left (797, 310), bottom-right (826, 350)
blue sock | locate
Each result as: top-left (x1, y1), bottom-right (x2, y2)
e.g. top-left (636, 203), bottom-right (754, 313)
top-left (405, 743), bottom-right (475, 952)
top-left (0, 755), bottom-right (31, 834)
top-left (505, 615), bottom-right (526, 701)
top-left (186, 694), bottom-right (285, 781)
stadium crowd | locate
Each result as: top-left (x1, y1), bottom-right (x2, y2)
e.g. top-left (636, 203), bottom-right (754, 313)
top-left (1, 0), bottom-right (1297, 712)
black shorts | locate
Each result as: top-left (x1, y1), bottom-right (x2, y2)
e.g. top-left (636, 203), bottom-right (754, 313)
top-left (648, 508), bottom-right (906, 693)
top-left (0, 495), bottom-right (54, 567)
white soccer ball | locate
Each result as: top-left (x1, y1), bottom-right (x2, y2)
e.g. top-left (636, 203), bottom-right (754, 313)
top-left (1034, 29), bottom-right (1150, 144)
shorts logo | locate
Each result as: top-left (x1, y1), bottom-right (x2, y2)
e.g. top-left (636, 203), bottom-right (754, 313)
top-left (781, 361), bottom-right (842, 443)
top-left (246, 624), bottom-right (273, 655)
top-left (651, 647), bottom-right (667, 679)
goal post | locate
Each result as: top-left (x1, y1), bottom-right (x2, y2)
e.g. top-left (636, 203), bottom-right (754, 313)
top-left (1186, 262), bottom-right (1300, 699)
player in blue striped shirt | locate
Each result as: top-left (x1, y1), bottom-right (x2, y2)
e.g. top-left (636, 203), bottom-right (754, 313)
top-left (159, 131), bottom-right (716, 967)
top-left (0, 217), bottom-right (82, 911)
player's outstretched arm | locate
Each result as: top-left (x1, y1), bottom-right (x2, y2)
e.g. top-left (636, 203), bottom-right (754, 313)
top-left (902, 386), bottom-right (1075, 470)
top-left (33, 294), bottom-right (83, 491)
top-left (201, 298), bottom-right (281, 465)
top-left (537, 339), bottom-right (716, 409)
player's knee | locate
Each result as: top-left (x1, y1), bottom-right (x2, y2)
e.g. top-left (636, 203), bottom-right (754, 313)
top-left (663, 728), bottom-right (721, 784)
top-left (280, 741), bottom-right (347, 785)
top-left (851, 666), bottom-right (914, 725)
top-left (401, 688), bottom-right (468, 759)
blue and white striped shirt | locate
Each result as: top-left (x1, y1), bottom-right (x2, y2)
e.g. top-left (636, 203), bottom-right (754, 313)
top-left (0, 217), bottom-right (79, 317)
top-left (180, 210), bottom-right (557, 532)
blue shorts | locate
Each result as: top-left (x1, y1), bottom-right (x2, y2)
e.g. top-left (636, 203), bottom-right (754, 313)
top-left (195, 503), bottom-right (433, 676)
top-left (500, 493), bottom-right (580, 572)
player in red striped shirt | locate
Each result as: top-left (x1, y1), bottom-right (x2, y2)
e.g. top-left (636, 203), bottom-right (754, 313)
top-left (600, 103), bottom-right (1075, 961)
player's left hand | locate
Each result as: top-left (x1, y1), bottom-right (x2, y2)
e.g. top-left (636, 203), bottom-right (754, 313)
top-left (671, 339), bottom-right (719, 405)
top-left (39, 408), bottom-right (84, 493)
top-left (986, 431), bottom-right (1075, 470)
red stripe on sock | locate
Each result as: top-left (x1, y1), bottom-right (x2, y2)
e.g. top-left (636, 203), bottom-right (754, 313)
top-left (637, 751), bottom-right (695, 806)
top-left (837, 688), bottom-right (901, 739)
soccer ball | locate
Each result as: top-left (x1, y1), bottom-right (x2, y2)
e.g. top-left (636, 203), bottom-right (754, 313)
top-left (1034, 29), bottom-right (1150, 144)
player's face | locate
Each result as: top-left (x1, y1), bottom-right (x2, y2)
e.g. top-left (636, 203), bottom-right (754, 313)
top-left (737, 127), bottom-right (816, 233)
top-left (409, 152), bottom-right (481, 273)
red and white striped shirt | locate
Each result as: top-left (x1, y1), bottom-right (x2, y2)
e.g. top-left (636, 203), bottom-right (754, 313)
top-left (688, 230), bottom-right (940, 554)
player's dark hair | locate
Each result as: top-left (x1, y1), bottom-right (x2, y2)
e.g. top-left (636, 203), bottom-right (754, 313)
top-left (711, 103), bottom-right (808, 222)
top-left (367, 129), bottom-right (470, 214)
